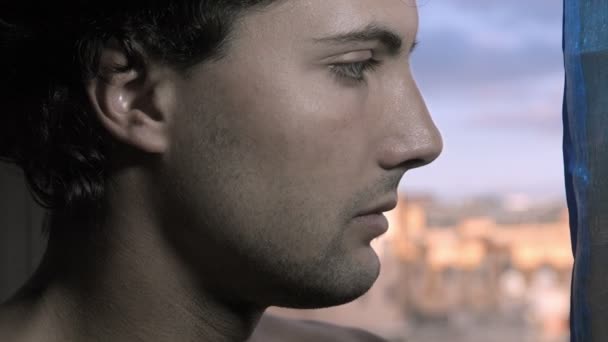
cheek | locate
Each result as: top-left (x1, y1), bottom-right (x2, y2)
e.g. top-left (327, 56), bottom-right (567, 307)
top-left (227, 70), bottom-right (377, 209)
top-left (192, 50), bottom-right (373, 181)
top-left (165, 66), bottom-right (374, 251)
top-left (240, 76), bottom-right (371, 175)
top-left (285, 89), bottom-right (374, 193)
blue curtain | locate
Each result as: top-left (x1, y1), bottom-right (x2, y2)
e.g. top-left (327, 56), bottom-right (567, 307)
top-left (563, 1), bottom-right (608, 341)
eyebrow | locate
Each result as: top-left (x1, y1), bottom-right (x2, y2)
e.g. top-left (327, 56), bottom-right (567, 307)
top-left (312, 23), bottom-right (416, 56)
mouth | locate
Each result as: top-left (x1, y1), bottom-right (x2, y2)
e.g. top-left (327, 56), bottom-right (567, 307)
top-left (352, 212), bottom-right (390, 238)
top-left (352, 198), bottom-right (397, 238)
top-left (356, 198), bottom-right (398, 217)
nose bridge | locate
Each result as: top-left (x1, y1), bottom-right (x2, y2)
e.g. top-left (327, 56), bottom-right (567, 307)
top-left (377, 78), bottom-right (443, 170)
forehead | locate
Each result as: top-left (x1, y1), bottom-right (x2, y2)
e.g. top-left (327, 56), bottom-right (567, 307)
top-left (233, 0), bottom-right (418, 48)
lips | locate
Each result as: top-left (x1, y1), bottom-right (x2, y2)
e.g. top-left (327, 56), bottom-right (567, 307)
top-left (356, 198), bottom-right (398, 217)
top-left (351, 211), bottom-right (390, 238)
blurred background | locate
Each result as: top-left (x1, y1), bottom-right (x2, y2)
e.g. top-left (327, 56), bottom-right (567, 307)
top-left (271, 1), bottom-right (570, 341)
top-left (0, 1), bottom-right (569, 341)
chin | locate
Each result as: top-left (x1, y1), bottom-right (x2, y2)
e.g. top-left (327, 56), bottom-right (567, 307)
top-left (273, 278), bottom-right (377, 309)
top-left (270, 251), bottom-right (381, 309)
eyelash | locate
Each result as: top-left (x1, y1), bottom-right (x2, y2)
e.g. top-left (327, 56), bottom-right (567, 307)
top-left (329, 59), bottom-right (382, 84)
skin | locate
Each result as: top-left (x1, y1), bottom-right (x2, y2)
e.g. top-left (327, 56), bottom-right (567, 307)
top-left (247, 314), bottom-right (386, 341)
top-left (0, 0), bottom-right (441, 341)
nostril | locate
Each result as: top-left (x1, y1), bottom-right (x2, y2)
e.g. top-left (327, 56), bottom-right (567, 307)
top-left (406, 155), bottom-right (440, 170)
top-left (404, 158), bottom-right (427, 170)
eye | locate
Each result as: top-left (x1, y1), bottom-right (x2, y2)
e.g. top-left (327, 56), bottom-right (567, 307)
top-left (329, 59), bottom-right (382, 84)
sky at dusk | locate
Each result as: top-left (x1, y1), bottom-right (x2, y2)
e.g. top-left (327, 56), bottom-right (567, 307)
top-left (402, 0), bottom-right (565, 201)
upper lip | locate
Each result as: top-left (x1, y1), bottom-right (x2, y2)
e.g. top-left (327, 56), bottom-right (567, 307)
top-left (356, 198), bottom-right (398, 216)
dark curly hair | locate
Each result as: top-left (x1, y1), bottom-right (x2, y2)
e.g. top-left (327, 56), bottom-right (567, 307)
top-left (0, 1), bottom-right (282, 235)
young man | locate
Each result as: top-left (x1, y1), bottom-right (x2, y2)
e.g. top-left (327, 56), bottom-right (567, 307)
top-left (0, 0), bottom-right (442, 340)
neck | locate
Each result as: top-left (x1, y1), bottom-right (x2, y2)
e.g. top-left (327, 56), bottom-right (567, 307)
top-left (16, 174), bottom-right (265, 342)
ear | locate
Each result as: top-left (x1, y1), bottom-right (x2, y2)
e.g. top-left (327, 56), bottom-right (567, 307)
top-left (85, 40), bottom-right (170, 154)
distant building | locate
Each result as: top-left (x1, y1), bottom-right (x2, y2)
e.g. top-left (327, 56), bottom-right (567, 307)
top-left (271, 193), bottom-right (573, 341)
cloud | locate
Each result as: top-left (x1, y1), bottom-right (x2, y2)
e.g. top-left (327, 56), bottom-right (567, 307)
top-left (444, 0), bottom-right (562, 27)
top-left (412, 29), bottom-right (562, 88)
top-left (431, 71), bottom-right (565, 136)
top-left (418, 0), bottom-right (562, 36)
top-left (410, 0), bottom-right (564, 136)
top-left (471, 105), bottom-right (563, 134)
top-left (402, 0), bottom-right (566, 198)
top-left (412, 0), bottom-right (563, 87)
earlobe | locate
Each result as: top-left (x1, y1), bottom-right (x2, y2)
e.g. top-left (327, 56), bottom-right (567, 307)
top-left (85, 43), bottom-right (170, 154)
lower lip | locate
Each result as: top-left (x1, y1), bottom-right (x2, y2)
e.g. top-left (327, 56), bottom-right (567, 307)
top-left (352, 213), bottom-right (389, 238)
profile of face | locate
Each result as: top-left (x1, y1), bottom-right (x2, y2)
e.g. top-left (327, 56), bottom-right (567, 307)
top-left (153, 0), bottom-right (442, 309)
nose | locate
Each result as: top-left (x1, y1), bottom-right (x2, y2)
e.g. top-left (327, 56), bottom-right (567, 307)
top-left (377, 79), bottom-right (443, 171)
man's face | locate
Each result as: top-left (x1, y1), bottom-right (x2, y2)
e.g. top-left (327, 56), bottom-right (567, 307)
top-left (157, 0), bottom-right (442, 308)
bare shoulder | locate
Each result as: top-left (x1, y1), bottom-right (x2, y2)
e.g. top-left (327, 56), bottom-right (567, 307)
top-left (0, 299), bottom-right (51, 342)
top-left (249, 313), bottom-right (387, 342)
top-left (0, 304), bottom-right (25, 341)
top-left (299, 319), bottom-right (387, 342)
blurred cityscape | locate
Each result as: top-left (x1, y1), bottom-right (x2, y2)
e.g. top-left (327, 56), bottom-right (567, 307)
top-left (271, 192), bottom-right (572, 342)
